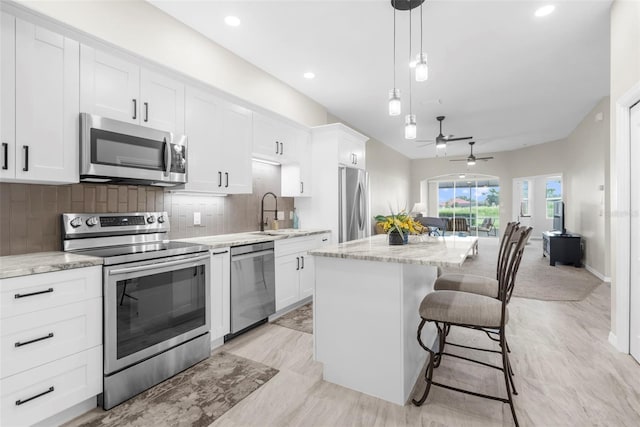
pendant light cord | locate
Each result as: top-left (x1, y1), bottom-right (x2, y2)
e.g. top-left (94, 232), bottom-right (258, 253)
top-left (393, 1), bottom-right (396, 87)
top-left (409, 3), bottom-right (412, 114)
top-left (420, 3), bottom-right (423, 53)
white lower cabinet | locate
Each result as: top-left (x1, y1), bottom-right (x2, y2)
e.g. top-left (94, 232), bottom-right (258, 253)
top-left (210, 248), bottom-right (231, 344)
top-left (0, 267), bottom-right (103, 427)
top-left (274, 233), bottom-right (330, 311)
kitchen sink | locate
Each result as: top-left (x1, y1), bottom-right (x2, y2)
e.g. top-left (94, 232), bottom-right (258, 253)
top-left (249, 229), bottom-right (309, 236)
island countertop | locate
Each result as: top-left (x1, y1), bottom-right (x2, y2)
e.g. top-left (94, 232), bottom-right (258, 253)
top-left (308, 234), bottom-right (478, 268)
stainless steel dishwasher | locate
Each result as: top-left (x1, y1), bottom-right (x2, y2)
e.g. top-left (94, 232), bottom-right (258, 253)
top-left (227, 241), bottom-right (276, 340)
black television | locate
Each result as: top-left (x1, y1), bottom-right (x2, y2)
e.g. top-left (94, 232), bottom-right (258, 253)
top-left (552, 200), bottom-right (566, 235)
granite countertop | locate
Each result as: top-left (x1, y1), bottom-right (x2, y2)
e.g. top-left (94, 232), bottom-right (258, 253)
top-left (173, 229), bottom-right (331, 249)
top-left (308, 234), bottom-right (478, 268)
top-left (0, 252), bottom-right (104, 280)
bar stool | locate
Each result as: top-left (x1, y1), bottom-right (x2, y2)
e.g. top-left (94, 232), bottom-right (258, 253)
top-left (412, 225), bottom-right (533, 427)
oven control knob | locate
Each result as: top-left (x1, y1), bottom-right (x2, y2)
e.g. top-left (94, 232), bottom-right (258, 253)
top-left (70, 217), bottom-right (82, 228)
top-left (147, 215), bottom-right (156, 224)
top-left (86, 216), bottom-right (99, 227)
top-left (157, 215), bottom-right (165, 224)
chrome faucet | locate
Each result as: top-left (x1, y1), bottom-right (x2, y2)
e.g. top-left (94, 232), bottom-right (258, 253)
top-left (260, 192), bottom-right (278, 231)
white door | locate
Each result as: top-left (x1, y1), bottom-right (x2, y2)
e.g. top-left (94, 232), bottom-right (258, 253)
top-left (275, 254), bottom-right (300, 311)
top-left (1, 13), bottom-right (15, 180)
top-left (80, 45), bottom-right (140, 124)
top-left (220, 102), bottom-right (253, 194)
top-left (630, 101), bottom-right (640, 363)
top-left (513, 178), bottom-right (532, 228)
top-left (140, 68), bottom-right (185, 134)
top-left (14, 19), bottom-right (79, 183)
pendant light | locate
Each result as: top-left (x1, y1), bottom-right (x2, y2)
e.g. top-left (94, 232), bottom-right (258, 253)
top-left (415, 3), bottom-right (428, 82)
top-left (388, 1), bottom-right (401, 116)
top-left (404, 3), bottom-right (416, 140)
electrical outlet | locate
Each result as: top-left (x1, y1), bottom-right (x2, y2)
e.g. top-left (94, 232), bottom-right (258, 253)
top-left (277, 211), bottom-right (284, 219)
top-left (193, 212), bottom-right (201, 226)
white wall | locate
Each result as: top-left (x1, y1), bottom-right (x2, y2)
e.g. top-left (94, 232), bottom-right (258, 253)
top-left (609, 0), bottom-right (640, 337)
top-left (17, 0), bottom-right (327, 127)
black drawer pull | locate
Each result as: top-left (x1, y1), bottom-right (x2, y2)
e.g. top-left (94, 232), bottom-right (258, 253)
top-left (144, 102), bottom-right (149, 122)
top-left (296, 257), bottom-right (300, 271)
top-left (132, 99), bottom-right (137, 120)
top-left (212, 250), bottom-right (229, 255)
top-left (22, 145), bottom-right (29, 171)
top-left (15, 332), bottom-right (54, 347)
top-left (218, 171), bottom-right (222, 187)
top-left (301, 256), bottom-right (305, 269)
top-left (322, 238), bottom-right (328, 242)
top-left (15, 386), bottom-right (54, 406)
top-left (2, 142), bottom-right (7, 170)
top-left (14, 288), bottom-right (53, 299)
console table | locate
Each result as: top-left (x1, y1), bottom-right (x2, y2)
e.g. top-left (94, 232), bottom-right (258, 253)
top-left (542, 231), bottom-right (582, 267)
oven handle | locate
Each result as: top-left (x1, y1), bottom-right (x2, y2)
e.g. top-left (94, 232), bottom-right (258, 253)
top-left (108, 254), bottom-right (209, 276)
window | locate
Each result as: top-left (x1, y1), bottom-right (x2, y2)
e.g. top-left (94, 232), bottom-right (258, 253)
top-left (520, 180), bottom-right (530, 216)
top-left (546, 177), bottom-right (562, 218)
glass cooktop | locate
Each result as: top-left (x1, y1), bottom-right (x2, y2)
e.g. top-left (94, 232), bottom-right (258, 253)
top-left (73, 241), bottom-right (209, 266)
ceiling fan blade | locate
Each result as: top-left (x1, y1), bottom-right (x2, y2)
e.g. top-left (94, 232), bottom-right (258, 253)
top-left (444, 136), bottom-right (473, 142)
top-left (448, 159), bottom-right (468, 162)
top-left (477, 157), bottom-right (494, 161)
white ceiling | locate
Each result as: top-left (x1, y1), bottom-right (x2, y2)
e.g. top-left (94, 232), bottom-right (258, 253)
top-left (148, 0), bottom-right (611, 160)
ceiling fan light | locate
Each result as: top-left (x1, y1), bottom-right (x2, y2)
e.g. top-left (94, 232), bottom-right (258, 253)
top-left (435, 140), bottom-right (446, 149)
top-left (405, 114), bottom-right (417, 140)
top-left (467, 158), bottom-right (476, 166)
top-left (388, 89), bottom-right (401, 116)
top-left (415, 53), bottom-right (428, 82)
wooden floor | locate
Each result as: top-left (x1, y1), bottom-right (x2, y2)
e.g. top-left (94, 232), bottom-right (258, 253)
top-left (213, 284), bottom-right (640, 426)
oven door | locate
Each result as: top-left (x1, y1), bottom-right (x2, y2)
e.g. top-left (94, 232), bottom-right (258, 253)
top-left (103, 252), bottom-right (210, 374)
top-left (80, 113), bottom-right (187, 185)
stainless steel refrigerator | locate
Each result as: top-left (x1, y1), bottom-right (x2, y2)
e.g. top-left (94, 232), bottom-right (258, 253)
top-left (338, 166), bottom-right (370, 243)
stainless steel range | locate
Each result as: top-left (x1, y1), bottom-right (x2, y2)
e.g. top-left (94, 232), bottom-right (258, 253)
top-left (62, 211), bottom-right (211, 410)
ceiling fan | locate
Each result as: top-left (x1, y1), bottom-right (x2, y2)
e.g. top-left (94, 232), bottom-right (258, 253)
top-left (449, 141), bottom-right (493, 165)
top-left (416, 116), bottom-right (473, 148)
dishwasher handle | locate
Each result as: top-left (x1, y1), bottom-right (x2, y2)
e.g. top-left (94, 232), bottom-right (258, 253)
top-left (231, 249), bottom-right (274, 262)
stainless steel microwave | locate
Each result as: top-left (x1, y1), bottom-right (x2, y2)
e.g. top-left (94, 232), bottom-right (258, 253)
top-left (80, 113), bottom-right (187, 186)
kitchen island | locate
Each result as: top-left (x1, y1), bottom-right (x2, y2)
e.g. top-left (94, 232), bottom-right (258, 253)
top-left (308, 234), bottom-right (478, 406)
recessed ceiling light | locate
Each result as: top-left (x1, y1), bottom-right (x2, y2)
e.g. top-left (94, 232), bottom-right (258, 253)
top-left (459, 174), bottom-right (466, 179)
top-left (303, 72), bottom-right (315, 79)
top-left (224, 16), bottom-right (241, 27)
top-left (534, 5), bottom-right (555, 17)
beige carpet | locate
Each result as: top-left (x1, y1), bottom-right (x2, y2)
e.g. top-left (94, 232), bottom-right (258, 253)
top-left (441, 237), bottom-right (603, 301)
top-left (272, 302), bottom-right (313, 334)
top-left (65, 352), bottom-right (278, 427)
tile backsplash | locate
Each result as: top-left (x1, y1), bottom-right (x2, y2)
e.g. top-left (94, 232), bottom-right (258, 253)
top-left (0, 162), bottom-right (293, 256)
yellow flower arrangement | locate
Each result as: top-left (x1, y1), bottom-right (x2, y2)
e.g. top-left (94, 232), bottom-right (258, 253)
top-left (375, 211), bottom-right (426, 236)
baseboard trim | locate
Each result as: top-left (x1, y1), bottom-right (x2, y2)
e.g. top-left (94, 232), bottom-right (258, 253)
top-left (269, 296), bottom-right (312, 322)
top-left (608, 331), bottom-right (619, 350)
top-left (584, 264), bottom-right (611, 282)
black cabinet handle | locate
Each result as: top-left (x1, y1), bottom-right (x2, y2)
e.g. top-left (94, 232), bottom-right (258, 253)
top-left (22, 145), bottom-right (29, 171)
top-left (301, 256), bottom-right (305, 269)
top-left (275, 141), bottom-right (279, 154)
top-left (144, 102), bottom-right (149, 122)
top-left (211, 250), bottom-right (229, 255)
top-left (15, 288), bottom-right (53, 299)
top-left (322, 238), bottom-right (328, 242)
top-left (132, 99), bottom-right (137, 120)
top-left (218, 171), bottom-right (222, 187)
top-left (296, 257), bottom-right (300, 271)
top-left (225, 172), bottom-right (229, 188)
top-left (280, 142), bottom-right (283, 155)
top-left (15, 332), bottom-right (54, 347)
top-left (300, 182), bottom-right (304, 194)
top-left (2, 142), bottom-right (7, 170)
top-left (15, 386), bottom-right (54, 406)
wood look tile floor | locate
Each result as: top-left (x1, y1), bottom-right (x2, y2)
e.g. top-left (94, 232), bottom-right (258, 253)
top-left (214, 284), bottom-right (640, 427)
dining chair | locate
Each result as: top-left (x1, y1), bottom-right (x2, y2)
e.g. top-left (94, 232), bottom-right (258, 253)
top-left (412, 225), bottom-right (533, 427)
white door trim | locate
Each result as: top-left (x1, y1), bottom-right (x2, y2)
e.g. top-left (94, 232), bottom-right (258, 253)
top-left (612, 81), bottom-right (640, 353)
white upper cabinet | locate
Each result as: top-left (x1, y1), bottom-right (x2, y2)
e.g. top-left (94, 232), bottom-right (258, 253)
top-left (281, 128), bottom-right (312, 197)
top-left (81, 46), bottom-right (185, 134)
top-left (182, 86), bottom-right (252, 194)
top-left (252, 113), bottom-right (297, 163)
top-left (1, 15), bottom-right (79, 184)
top-left (338, 134), bottom-right (366, 170)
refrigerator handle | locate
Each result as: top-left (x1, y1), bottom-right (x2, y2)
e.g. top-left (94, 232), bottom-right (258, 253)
top-left (356, 182), bottom-right (364, 231)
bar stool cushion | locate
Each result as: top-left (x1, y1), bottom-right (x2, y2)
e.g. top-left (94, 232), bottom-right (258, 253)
top-left (434, 273), bottom-right (499, 298)
top-left (419, 290), bottom-right (507, 328)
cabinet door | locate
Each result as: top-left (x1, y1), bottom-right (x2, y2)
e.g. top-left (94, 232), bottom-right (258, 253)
top-left (80, 45), bottom-right (139, 124)
top-left (298, 252), bottom-right (315, 299)
top-left (275, 254), bottom-right (300, 311)
top-left (0, 13), bottom-right (15, 180)
top-left (252, 113), bottom-right (280, 162)
top-left (298, 130), bottom-right (313, 196)
top-left (14, 19), bottom-right (79, 184)
top-left (351, 139), bottom-right (366, 170)
top-left (210, 248), bottom-right (230, 342)
top-left (183, 87), bottom-right (223, 192)
top-left (220, 103), bottom-right (252, 194)
top-left (140, 68), bottom-right (185, 134)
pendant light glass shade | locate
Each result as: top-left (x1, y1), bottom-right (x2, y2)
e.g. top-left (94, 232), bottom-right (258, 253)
top-left (388, 89), bottom-right (401, 116)
top-left (405, 114), bottom-right (417, 139)
top-left (415, 53), bottom-right (428, 82)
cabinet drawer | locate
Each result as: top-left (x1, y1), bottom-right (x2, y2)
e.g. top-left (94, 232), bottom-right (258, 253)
top-left (0, 346), bottom-right (102, 427)
top-left (1, 266), bottom-right (101, 319)
top-left (275, 236), bottom-right (317, 257)
top-left (1, 298), bottom-right (102, 378)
